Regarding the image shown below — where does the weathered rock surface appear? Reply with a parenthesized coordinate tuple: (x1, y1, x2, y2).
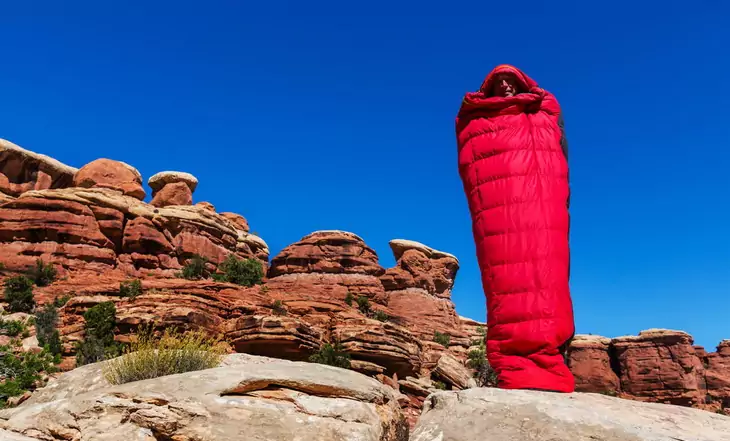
(269, 230, 383, 277)
(613, 329, 707, 406)
(0, 139, 77, 198)
(150, 181, 193, 207)
(568, 334, 620, 394)
(705, 340, 730, 411)
(148, 171, 198, 193)
(0, 353, 409, 441)
(73, 158, 146, 200)
(411, 388, 730, 441)
(0, 187, 268, 275)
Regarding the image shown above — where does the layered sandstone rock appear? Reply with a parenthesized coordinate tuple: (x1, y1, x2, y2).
(705, 340, 730, 411)
(567, 334, 620, 394)
(0, 354, 409, 441)
(73, 158, 146, 200)
(381, 239, 466, 348)
(612, 329, 706, 406)
(0, 139, 77, 198)
(0, 187, 268, 276)
(148, 171, 198, 208)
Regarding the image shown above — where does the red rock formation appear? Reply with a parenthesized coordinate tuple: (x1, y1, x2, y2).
(0, 139, 77, 198)
(567, 335, 620, 394)
(612, 329, 707, 407)
(148, 171, 198, 208)
(381, 239, 468, 349)
(73, 158, 146, 200)
(705, 340, 730, 411)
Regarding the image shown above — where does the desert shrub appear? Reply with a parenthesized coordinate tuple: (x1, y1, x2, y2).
(53, 294, 72, 308)
(214, 255, 264, 286)
(259, 285, 270, 294)
(309, 340, 351, 369)
(0, 320, 25, 337)
(181, 255, 208, 280)
(434, 331, 451, 348)
(75, 302, 121, 366)
(432, 380, 447, 390)
(120, 279, 142, 299)
(102, 325, 225, 385)
(467, 326, 498, 387)
(0, 347, 58, 408)
(35, 304, 63, 356)
(3, 276, 35, 313)
(28, 259, 57, 287)
(344, 291, 354, 306)
(356, 296, 371, 315)
(372, 310, 389, 322)
(271, 300, 287, 316)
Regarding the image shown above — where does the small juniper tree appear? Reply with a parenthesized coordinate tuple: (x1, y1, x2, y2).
(3, 276, 35, 313)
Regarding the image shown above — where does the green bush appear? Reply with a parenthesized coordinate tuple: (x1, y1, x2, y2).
(53, 294, 72, 308)
(309, 340, 351, 369)
(271, 300, 287, 316)
(0, 320, 26, 337)
(432, 380, 447, 390)
(466, 326, 498, 387)
(35, 304, 63, 356)
(214, 255, 264, 286)
(373, 310, 389, 322)
(0, 347, 58, 408)
(28, 259, 57, 287)
(344, 292, 354, 306)
(75, 302, 121, 366)
(356, 296, 371, 315)
(102, 325, 225, 385)
(181, 255, 209, 280)
(434, 331, 451, 348)
(120, 279, 142, 299)
(3, 276, 35, 313)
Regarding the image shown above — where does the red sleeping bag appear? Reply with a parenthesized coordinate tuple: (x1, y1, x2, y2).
(455, 64, 575, 392)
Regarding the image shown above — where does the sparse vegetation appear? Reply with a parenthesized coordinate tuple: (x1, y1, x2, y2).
(213, 255, 264, 286)
(34, 304, 63, 356)
(3, 276, 35, 313)
(309, 340, 351, 369)
(28, 259, 57, 287)
(53, 294, 72, 308)
(356, 295, 371, 315)
(181, 255, 209, 280)
(120, 279, 142, 300)
(466, 326, 498, 387)
(373, 310, 389, 322)
(271, 300, 287, 316)
(434, 331, 451, 348)
(0, 347, 58, 408)
(75, 302, 121, 366)
(344, 291, 354, 306)
(102, 325, 225, 385)
(0, 320, 26, 338)
(432, 380, 447, 390)
(259, 285, 269, 294)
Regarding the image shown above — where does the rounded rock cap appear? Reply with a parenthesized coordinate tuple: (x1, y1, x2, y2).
(148, 171, 198, 193)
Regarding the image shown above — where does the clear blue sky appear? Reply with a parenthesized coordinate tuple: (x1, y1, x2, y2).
(1, 2, 728, 350)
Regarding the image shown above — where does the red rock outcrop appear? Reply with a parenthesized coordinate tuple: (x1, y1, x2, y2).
(73, 158, 146, 200)
(704, 340, 730, 411)
(0, 187, 268, 277)
(567, 334, 620, 394)
(381, 239, 468, 350)
(149, 171, 198, 208)
(0, 139, 77, 198)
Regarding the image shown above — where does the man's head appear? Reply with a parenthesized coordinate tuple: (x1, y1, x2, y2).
(491, 72, 519, 97)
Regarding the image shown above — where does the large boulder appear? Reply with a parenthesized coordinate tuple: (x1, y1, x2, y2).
(73, 158, 146, 200)
(0, 353, 409, 441)
(568, 334, 620, 394)
(148, 171, 198, 208)
(410, 388, 730, 441)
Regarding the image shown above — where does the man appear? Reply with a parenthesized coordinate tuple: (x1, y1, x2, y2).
(455, 64, 575, 393)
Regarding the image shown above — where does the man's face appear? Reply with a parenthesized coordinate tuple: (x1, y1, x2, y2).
(492, 73, 518, 97)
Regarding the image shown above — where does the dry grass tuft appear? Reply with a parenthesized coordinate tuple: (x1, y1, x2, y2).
(102, 325, 226, 385)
